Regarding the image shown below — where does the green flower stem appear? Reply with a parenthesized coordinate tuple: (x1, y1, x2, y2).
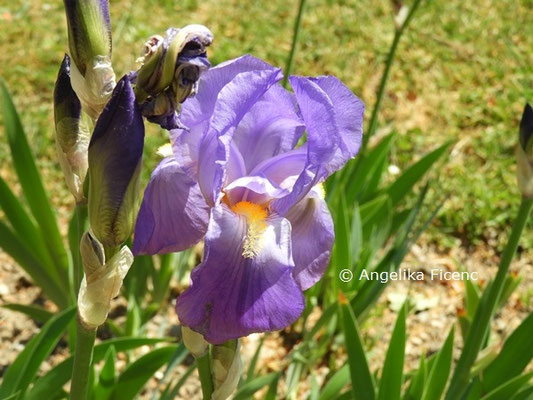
(196, 352, 214, 399)
(74, 203, 86, 295)
(282, 0, 306, 88)
(361, 0, 423, 152)
(70, 315, 96, 400)
(445, 196, 533, 399)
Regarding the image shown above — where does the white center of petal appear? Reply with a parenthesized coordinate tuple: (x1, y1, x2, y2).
(230, 201, 268, 258)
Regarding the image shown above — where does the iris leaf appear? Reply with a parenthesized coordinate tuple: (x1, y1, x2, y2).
(481, 372, 533, 400)
(112, 345, 177, 400)
(1, 79, 69, 291)
(0, 307, 75, 399)
(0, 220, 68, 308)
(1, 303, 53, 324)
(318, 364, 350, 400)
(26, 337, 172, 399)
(421, 327, 454, 400)
(482, 312, 533, 392)
(377, 304, 406, 400)
(233, 373, 280, 400)
(385, 141, 451, 206)
(339, 297, 376, 400)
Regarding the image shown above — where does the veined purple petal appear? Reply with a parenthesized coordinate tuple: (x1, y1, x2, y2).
(88, 76, 144, 247)
(286, 187, 334, 290)
(250, 148, 307, 186)
(176, 204, 304, 344)
(132, 157, 209, 255)
(179, 55, 282, 129)
(224, 175, 288, 206)
(170, 55, 283, 194)
(273, 76, 364, 215)
(233, 84, 304, 173)
(196, 66, 283, 205)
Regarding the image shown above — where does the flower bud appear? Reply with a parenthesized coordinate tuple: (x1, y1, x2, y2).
(64, 0, 116, 119)
(135, 25, 213, 130)
(211, 340, 242, 400)
(516, 103, 533, 198)
(88, 76, 145, 249)
(54, 54, 90, 202)
(182, 326, 209, 357)
(78, 232, 133, 328)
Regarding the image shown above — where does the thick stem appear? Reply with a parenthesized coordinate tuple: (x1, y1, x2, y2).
(74, 203, 85, 294)
(282, 0, 306, 88)
(445, 197, 533, 399)
(70, 315, 96, 400)
(196, 352, 214, 399)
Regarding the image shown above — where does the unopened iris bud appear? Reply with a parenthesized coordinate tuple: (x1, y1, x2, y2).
(78, 232, 133, 328)
(516, 103, 533, 198)
(54, 54, 90, 202)
(64, 0, 116, 119)
(135, 25, 213, 130)
(88, 76, 145, 249)
(182, 326, 209, 357)
(211, 340, 242, 400)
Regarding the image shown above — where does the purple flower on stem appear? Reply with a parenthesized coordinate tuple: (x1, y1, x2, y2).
(133, 55, 364, 344)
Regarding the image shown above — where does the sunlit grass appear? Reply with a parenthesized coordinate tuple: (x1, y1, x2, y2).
(0, 0, 531, 248)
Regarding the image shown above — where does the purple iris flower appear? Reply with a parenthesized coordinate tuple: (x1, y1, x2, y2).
(133, 55, 364, 344)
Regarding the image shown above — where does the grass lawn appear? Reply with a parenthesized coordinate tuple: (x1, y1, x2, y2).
(0, 0, 531, 250)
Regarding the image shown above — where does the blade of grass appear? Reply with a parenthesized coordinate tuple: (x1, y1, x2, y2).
(362, 0, 424, 150)
(282, 0, 306, 87)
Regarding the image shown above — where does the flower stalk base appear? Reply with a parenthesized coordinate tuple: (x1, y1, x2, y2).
(70, 314, 96, 400)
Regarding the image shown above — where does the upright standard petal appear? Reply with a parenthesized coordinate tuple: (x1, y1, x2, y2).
(286, 186, 334, 290)
(133, 157, 210, 255)
(170, 55, 283, 178)
(273, 76, 364, 215)
(176, 205, 304, 344)
(232, 84, 304, 173)
(196, 67, 283, 205)
(88, 76, 145, 248)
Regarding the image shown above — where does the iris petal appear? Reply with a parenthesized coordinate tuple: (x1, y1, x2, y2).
(233, 84, 304, 173)
(197, 67, 283, 205)
(273, 76, 364, 215)
(132, 157, 210, 255)
(286, 187, 334, 290)
(176, 204, 304, 344)
(169, 55, 283, 205)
